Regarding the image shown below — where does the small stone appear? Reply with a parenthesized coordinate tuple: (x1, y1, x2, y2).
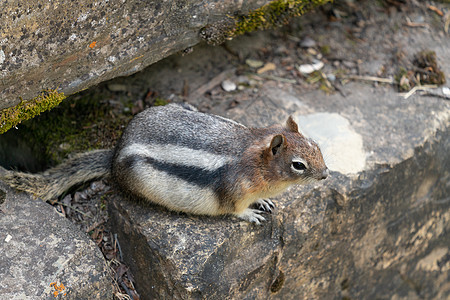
(443, 87, 450, 96)
(297, 61, 324, 75)
(342, 60, 356, 69)
(307, 48, 318, 56)
(245, 59, 264, 68)
(274, 45, 288, 55)
(299, 36, 316, 48)
(236, 76, 250, 84)
(327, 74, 336, 82)
(248, 79, 258, 86)
(221, 80, 236, 92)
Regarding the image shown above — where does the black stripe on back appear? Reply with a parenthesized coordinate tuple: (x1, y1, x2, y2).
(121, 154, 237, 211)
(123, 155, 226, 188)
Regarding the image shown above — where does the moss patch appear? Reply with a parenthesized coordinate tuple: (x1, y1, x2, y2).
(0, 89, 66, 134)
(26, 96, 130, 166)
(0, 88, 133, 172)
(153, 97, 169, 106)
(200, 0, 332, 45)
(230, 0, 333, 37)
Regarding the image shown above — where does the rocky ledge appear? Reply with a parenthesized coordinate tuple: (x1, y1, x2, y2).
(0, 0, 330, 134)
(109, 81, 449, 299)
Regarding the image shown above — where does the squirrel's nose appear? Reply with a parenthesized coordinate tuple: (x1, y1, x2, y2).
(319, 168, 329, 180)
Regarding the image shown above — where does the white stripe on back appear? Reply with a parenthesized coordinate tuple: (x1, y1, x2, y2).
(117, 143, 233, 171)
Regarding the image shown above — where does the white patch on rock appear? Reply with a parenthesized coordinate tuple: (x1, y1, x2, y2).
(69, 33, 77, 41)
(0, 50, 5, 65)
(5, 234, 12, 243)
(294, 112, 366, 175)
(77, 12, 89, 22)
(68, 78, 83, 89)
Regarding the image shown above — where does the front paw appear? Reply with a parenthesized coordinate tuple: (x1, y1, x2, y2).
(235, 208, 266, 225)
(254, 199, 275, 213)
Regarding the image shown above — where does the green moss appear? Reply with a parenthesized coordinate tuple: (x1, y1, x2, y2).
(320, 45, 331, 55)
(1, 91, 132, 170)
(306, 71, 323, 84)
(153, 97, 169, 106)
(0, 89, 66, 134)
(202, 0, 331, 44)
(30, 95, 130, 165)
(230, 0, 333, 37)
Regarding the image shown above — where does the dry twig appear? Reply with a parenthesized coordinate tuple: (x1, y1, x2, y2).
(189, 69, 235, 100)
(250, 73, 297, 84)
(340, 75, 395, 84)
(399, 85, 438, 99)
(405, 17, 430, 28)
(427, 5, 444, 17)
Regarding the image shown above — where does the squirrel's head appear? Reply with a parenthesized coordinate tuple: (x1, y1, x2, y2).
(262, 116, 329, 185)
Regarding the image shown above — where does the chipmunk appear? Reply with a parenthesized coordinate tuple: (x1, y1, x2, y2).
(1, 104, 328, 224)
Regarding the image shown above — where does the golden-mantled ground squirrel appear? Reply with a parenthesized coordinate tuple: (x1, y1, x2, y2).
(1, 104, 328, 224)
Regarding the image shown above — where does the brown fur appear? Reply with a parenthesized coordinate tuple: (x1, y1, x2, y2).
(228, 118, 328, 215)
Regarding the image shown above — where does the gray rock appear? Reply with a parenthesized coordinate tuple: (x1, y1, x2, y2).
(108, 80, 449, 298)
(0, 182, 112, 299)
(0, 0, 273, 110)
(109, 198, 282, 299)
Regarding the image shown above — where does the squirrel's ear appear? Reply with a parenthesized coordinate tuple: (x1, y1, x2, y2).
(286, 116, 299, 133)
(269, 134, 286, 155)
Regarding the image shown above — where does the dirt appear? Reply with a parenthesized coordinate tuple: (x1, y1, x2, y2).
(1, 0, 449, 298)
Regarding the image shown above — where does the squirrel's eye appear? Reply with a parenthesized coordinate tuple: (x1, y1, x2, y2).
(292, 161, 307, 171)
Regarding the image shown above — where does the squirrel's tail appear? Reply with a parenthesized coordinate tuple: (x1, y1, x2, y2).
(1, 149, 113, 201)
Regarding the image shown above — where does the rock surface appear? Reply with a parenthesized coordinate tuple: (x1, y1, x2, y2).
(0, 180, 112, 299)
(1, 1, 449, 299)
(0, 0, 273, 110)
(109, 82, 449, 299)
